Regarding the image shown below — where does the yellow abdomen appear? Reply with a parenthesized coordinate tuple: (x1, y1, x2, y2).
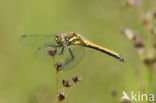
(83, 39, 124, 62)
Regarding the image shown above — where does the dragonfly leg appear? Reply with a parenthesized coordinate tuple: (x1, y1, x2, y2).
(68, 47, 75, 60)
(63, 47, 75, 67)
(56, 46, 65, 55)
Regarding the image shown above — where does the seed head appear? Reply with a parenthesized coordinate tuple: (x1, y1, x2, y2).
(58, 92, 65, 101)
(48, 49, 57, 57)
(143, 56, 154, 65)
(62, 80, 72, 87)
(134, 39, 144, 48)
(72, 76, 82, 84)
(56, 63, 64, 71)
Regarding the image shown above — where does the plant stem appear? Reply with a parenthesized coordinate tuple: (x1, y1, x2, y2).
(66, 84, 75, 98)
(147, 67, 152, 91)
(56, 70, 59, 103)
(52, 57, 60, 103)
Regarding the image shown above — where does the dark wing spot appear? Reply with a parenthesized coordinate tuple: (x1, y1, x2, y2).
(37, 47, 41, 50)
(21, 34, 27, 38)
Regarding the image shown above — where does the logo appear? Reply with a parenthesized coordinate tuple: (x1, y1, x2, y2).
(121, 91, 155, 102)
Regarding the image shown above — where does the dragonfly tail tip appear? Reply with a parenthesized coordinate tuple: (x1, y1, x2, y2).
(119, 56, 125, 62)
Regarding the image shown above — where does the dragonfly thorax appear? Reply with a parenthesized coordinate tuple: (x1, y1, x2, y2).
(65, 33, 84, 46)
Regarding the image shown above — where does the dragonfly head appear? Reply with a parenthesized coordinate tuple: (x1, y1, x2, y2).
(55, 33, 65, 44)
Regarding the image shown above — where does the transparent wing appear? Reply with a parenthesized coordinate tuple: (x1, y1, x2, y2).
(24, 44, 85, 70)
(19, 34, 57, 47)
(34, 46, 55, 63)
(19, 34, 85, 70)
(33, 45, 64, 63)
(60, 45, 85, 71)
(19, 34, 59, 63)
(32, 45, 85, 70)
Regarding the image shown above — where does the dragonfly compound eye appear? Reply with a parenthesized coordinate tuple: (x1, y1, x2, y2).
(55, 34, 65, 44)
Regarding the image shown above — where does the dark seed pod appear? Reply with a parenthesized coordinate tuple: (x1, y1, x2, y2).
(48, 49, 57, 57)
(62, 80, 72, 87)
(72, 76, 82, 84)
(56, 63, 64, 71)
(134, 39, 144, 48)
(143, 56, 155, 65)
(58, 92, 65, 101)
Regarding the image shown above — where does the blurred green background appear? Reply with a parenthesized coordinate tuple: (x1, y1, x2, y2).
(0, 0, 156, 103)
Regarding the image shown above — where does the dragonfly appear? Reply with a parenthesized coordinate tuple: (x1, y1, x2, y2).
(20, 32, 124, 70)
